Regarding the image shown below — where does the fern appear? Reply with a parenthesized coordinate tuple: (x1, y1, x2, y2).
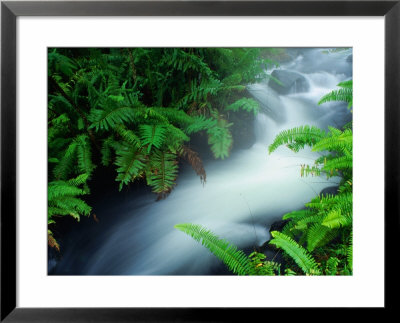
(139, 124, 167, 153)
(114, 146, 146, 191)
(318, 80, 353, 109)
(49, 47, 280, 249)
(225, 97, 260, 115)
(249, 252, 280, 275)
(282, 209, 311, 221)
(347, 232, 353, 271)
(207, 119, 233, 160)
(163, 124, 190, 151)
(312, 128, 352, 153)
(266, 78, 353, 276)
(268, 125, 326, 153)
(323, 155, 352, 173)
(89, 106, 137, 131)
(306, 224, 335, 252)
(53, 140, 77, 180)
(74, 134, 95, 177)
(52, 134, 95, 180)
(101, 136, 115, 166)
(175, 223, 253, 275)
(186, 115, 217, 134)
(153, 107, 194, 127)
(269, 231, 321, 275)
(322, 209, 352, 229)
(325, 257, 340, 275)
(48, 50, 77, 77)
(48, 175, 91, 223)
(180, 146, 206, 184)
(146, 150, 178, 197)
(48, 230, 60, 252)
(115, 125, 141, 148)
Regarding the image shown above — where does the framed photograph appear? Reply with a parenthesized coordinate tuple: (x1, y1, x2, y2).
(1, 0, 398, 321)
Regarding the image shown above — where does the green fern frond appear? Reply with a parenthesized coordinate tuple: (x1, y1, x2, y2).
(347, 232, 353, 271)
(177, 78, 222, 108)
(249, 252, 280, 275)
(281, 220, 301, 239)
(325, 257, 340, 275)
(306, 224, 333, 252)
(222, 73, 242, 86)
(284, 268, 297, 276)
(115, 125, 141, 148)
(207, 120, 233, 160)
(312, 128, 352, 153)
(48, 178, 91, 222)
(323, 155, 352, 172)
(164, 124, 190, 151)
(53, 140, 77, 180)
(318, 80, 353, 109)
(306, 194, 340, 210)
(225, 98, 260, 115)
(74, 135, 95, 177)
(139, 124, 167, 153)
(115, 146, 146, 190)
(164, 49, 215, 77)
(175, 223, 252, 275)
(67, 173, 89, 186)
(186, 115, 217, 134)
(50, 197, 91, 221)
(282, 209, 311, 220)
(48, 181, 85, 200)
(269, 231, 321, 275)
(337, 80, 353, 89)
(318, 88, 352, 106)
(322, 209, 352, 229)
(147, 150, 178, 196)
(268, 125, 326, 154)
(153, 107, 194, 127)
(48, 50, 77, 77)
(101, 136, 115, 166)
(89, 106, 136, 131)
(293, 214, 325, 231)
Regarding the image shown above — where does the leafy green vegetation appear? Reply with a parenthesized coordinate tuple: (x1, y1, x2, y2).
(270, 79, 353, 275)
(318, 80, 353, 110)
(175, 223, 281, 275)
(48, 48, 275, 248)
(175, 79, 353, 276)
(48, 48, 353, 276)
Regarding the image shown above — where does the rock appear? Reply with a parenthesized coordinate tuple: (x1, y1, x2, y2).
(258, 218, 290, 253)
(246, 84, 286, 123)
(346, 54, 353, 63)
(229, 107, 256, 150)
(269, 70, 310, 95)
(320, 186, 339, 196)
(269, 219, 290, 233)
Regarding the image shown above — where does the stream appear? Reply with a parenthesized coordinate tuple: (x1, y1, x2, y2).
(49, 48, 352, 275)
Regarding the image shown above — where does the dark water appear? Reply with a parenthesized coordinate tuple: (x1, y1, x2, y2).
(49, 48, 352, 275)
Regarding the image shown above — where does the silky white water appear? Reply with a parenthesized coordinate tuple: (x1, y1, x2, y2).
(51, 48, 352, 275)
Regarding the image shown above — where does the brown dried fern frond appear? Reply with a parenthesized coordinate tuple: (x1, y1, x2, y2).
(48, 232, 60, 252)
(181, 146, 206, 185)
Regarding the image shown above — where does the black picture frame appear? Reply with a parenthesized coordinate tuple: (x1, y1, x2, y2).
(1, 0, 398, 321)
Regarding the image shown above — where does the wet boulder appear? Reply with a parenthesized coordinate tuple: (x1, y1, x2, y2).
(320, 186, 339, 196)
(269, 219, 290, 233)
(269, 70, 310, 95)
(346, 54, 353, 63)
(246, 83, 286, 123)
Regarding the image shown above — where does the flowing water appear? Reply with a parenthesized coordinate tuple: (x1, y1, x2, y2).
(50, 48, 352, 275)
